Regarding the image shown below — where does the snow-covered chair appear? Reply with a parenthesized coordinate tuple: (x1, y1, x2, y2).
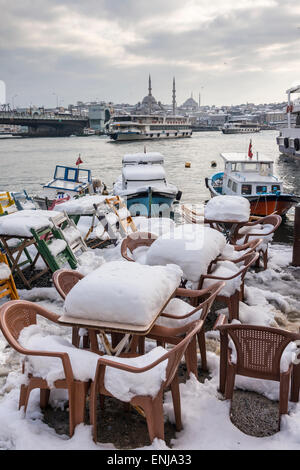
(0, 300, 102, 437)
(89, 319, 205, 444)
(217, 238, 263, 264)
(199, 252, 259, 322)
(145, 281, 224, 376)
(120, 231, 158, 262)
(234, 214, 282, 269)
(52, 269, 87, 348)
(217, 323, 300, 427)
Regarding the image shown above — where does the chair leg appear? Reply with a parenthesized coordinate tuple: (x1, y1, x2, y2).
(291, 364, 300, 403)
(219, 332, 228, 395)
(225, 363, 236, 400)
(89, 382, 98, 442)
(170, 375, 182, 432)
(263, 249, 268, 271)
(133, 391, 165, 442)
(19, 384, 29, 410)
(72, 327, 80, 348)
(279, 371, 291, 417)
(68, 381, 89, 437)
(40, 388, 50, 409)
(185, 335, 198, 379)
(197, 329, 208, 372)
(227, 292, 239, 322)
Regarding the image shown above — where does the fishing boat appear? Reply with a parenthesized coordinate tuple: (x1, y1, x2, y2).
(205, 151, 300, 217)
(113, 152, 182, 217)
(33, 164, 106, 210)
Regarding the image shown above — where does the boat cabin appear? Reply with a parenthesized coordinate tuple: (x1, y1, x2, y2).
(220, 153, 282, 197)
(122, 152, 164, 166)
(122, 165, 167, 191)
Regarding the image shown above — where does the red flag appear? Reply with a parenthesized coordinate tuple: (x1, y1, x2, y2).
(248, 140, 253, 159)
(76, 155, 83, 166)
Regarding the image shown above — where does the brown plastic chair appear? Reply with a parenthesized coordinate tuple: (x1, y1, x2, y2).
(235, 214, 282, 269)
(0, 299, 92, 437)
(90, 319, 205, 444)
(52, 269, 86, 348)
(199, 252, 259, 322)
(217, 323, 300, 426)
(145, 281, 225, 377)
(216, 238, 263, 264)
(120, 231, 158, 262)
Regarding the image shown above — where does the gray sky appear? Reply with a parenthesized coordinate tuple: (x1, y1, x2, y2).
(1, 0, 300, 108)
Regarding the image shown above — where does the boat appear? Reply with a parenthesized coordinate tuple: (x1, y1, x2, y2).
(221, 122, 261, 134)
(276, 85, 300, 160)
(205, 152, 300, 217)
(113, 152, 182, 217)
(107, 114, 192, 141)
(33, 165, 106, 210)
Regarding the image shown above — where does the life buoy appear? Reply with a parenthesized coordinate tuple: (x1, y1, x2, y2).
(294, 138, 300, 151)
(284, 137, 289, 149)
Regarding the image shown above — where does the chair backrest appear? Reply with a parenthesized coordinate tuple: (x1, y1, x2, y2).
(218, 323, 299, 381)
(120, 232, 158, 261)
(233, 238, 263, 254)
(0, 300, 60, 353)
(52, 269, 84, 300)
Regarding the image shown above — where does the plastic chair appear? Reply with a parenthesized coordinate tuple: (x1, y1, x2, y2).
(90, 319, 205, 444)
(52, 269, 89, 349)
(145, 281, 224, 376)
(0, 300, 93, 437)
(235, 214, 282, 269)
(120, 231, 158, 262)
(217, 238, 263, 264)
(199, 252, 259, 322)
(217, 323, 300, 427)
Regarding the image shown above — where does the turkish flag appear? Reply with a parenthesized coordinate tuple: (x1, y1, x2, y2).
(76, 155, 83, 165)
(248, 140, 253, 159)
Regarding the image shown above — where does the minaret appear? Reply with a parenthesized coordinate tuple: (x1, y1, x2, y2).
(148, 74, 152, 96)
(172, 77, 176, 115)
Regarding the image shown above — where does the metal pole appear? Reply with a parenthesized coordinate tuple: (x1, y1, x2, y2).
(292, 204, 300, 266)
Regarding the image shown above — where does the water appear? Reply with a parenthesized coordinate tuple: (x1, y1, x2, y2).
(0, 130, 298, 244)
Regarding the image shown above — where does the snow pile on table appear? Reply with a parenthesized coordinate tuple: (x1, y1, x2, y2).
(146, 224, 226, 282)
(103, 346, 168, 402)
(53, 195, 107, 215)
(0, 263, 11, 280)
(64, 261, 182, 326)
(75, 250, 105, 276)
(0, 210, 61, 237)
(205, 196, 250, 222)
(19, 324, 100, 387)
(132, 216, 175, 237)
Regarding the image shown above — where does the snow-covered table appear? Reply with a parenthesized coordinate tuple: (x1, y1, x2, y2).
(58, 261, 182, 355)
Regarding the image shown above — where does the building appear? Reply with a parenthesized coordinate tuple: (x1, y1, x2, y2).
(88, 103, 110, 131)
(133, 75, 165, 115)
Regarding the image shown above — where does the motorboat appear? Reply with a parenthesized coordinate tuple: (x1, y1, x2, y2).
(205, 152, 300, 217)
(276, 85, 300, 160)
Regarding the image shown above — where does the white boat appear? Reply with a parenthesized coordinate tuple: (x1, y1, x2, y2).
(222, 122, 261, 134)
(205, 152, 300, 217)
(113, 152, 181, 217)
(276, 85, 300, 160)
(107, 114, 192, 141)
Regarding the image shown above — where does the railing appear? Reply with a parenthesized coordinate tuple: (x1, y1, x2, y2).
(0, 112, 88, 121)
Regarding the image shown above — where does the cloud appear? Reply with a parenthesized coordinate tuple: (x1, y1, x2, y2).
(0, 0, 299, 106)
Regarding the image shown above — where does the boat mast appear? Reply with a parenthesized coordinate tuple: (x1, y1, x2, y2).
(172, 77, 176, 115)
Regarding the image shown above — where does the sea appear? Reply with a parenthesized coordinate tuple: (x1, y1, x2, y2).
(0, 129, 299, 244)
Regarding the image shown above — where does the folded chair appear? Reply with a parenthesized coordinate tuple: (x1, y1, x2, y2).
(90, 319, 205, 444)
(217, 323, 300, 427)
(145, 281, 224, 376)
(0, 300, 101, 437)
(199, 252, 259, 322)
(0, 252, 19, 301)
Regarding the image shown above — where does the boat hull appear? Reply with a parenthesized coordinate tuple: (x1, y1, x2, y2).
(109, 132, 192, 142)
(222, 129, 260, 134)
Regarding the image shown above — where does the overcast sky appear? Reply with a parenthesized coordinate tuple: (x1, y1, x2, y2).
(0, 0, 300, 108)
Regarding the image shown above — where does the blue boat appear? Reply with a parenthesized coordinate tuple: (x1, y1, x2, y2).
(113, 152, 182, 217)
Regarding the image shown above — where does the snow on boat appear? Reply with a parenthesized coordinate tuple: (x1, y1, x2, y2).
(113, 152, 182, 217)
(205, 152, 300, 217)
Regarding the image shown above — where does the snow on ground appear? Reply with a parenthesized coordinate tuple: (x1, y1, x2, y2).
(0, 234, 300, 449)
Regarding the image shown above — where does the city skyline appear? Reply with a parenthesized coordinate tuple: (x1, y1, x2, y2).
(0, 0, 300, 108)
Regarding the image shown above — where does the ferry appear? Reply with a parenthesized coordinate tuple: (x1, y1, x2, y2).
(276, 85, 300, 160)
(205, 152, 300, 217)
(107, 115, 192, 141)
(33, 165, 106, 210)
(222, 122, 261, 134)
(113, 152, 182, 217)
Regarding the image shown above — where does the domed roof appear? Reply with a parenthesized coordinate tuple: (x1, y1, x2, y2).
(181, 95, 198, 109)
